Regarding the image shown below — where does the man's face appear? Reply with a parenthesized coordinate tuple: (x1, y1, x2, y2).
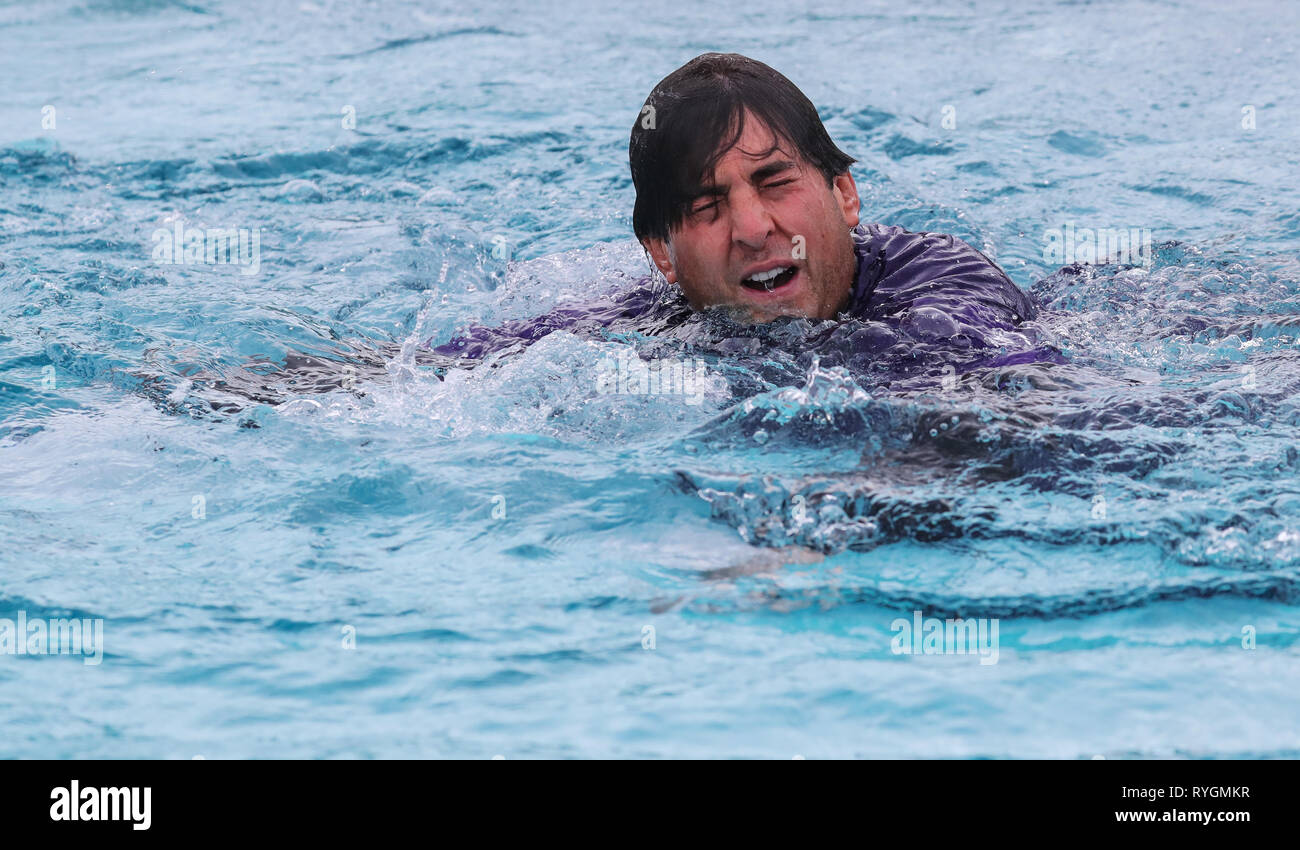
(642, 111, 861, 323)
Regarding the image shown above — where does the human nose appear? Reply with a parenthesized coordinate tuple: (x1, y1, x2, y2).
(728, 187, 773, 251)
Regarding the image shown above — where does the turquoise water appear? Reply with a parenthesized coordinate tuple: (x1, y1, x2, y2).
(2, 0, 1299, 758)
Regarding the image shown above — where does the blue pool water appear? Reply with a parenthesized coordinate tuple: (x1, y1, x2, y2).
(2, 0, 1299, 758)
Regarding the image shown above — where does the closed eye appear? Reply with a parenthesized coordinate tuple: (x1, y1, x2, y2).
(690, 178, 793, 216)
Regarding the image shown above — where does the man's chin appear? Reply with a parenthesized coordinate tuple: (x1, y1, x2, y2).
(748, 305, 812, 323)
(686, 280, 838, 324)
(713, 301, 819, 324)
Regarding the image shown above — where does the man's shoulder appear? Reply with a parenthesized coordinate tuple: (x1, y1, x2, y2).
(850, 221, 1037, 329)
(854, 222, 1004, 277)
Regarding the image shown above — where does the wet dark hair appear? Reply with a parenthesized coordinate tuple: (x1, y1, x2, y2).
(629, 52, 856, 246)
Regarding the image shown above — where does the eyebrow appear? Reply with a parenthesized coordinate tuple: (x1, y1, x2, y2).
(693, 158, 798, 199)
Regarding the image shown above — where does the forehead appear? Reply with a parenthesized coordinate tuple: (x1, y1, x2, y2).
(705, 111, 801, 177)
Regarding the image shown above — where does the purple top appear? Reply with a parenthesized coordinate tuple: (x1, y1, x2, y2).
(849, 222, 1035, 338)
(426, 223, 1057, 369)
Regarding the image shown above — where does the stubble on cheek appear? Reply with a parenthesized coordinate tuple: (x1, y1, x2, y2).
(805, 229, 855, 319)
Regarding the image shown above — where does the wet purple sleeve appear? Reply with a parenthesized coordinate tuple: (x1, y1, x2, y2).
(426, 306, 596, 359)
(424, 285, 673, 360)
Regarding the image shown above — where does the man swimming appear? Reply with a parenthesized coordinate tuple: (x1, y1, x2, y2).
(205, 52, 1050, 414)
(187, 52, 1064, 430)
(429, 52, 1043, 364)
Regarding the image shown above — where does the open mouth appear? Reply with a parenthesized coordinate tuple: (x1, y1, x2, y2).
(740, 266, 799, 293)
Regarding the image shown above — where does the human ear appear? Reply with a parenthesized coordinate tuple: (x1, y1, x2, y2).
(831, 172, 861, 229)
(642, 237, 678, 284)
